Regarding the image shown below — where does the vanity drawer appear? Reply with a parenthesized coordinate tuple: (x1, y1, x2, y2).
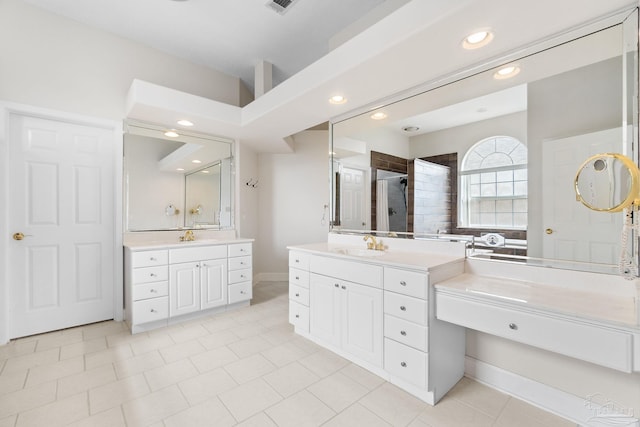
(289, 251, 310, 270)
(132, 281, 169, 301)
(289, 268, 310, 288)
(228, 255, 252, 271)
(289, 283, 310, 306)
(229, 268, 252, 285)
(170, 245, 227, 263)
(384, 314, 428, 352)
(132, 266, 168, 284)
(384, 268, 428, 300)
(310, 256, 382, 288)
(131, 250, 168, 268)
(384, 338, 427, 389)
(133, 296, 169, 324)
(228, 243, 252, 257)
(436, 293, 633, 373)
(289, 301, 309, 333)
(384, 292, 428, 325)
(228, 281, 252, 304)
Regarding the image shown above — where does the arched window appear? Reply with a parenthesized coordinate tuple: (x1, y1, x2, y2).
(460, 136, 527, 229)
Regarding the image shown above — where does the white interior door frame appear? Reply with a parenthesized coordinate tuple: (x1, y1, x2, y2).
(0, 102, 123, 345)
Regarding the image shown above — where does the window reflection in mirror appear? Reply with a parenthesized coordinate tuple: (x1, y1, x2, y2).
(330, 10, 639, 273)
(124, 121, 234, 231)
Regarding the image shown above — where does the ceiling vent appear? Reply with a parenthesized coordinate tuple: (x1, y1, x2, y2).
(265, 0, 300, 15)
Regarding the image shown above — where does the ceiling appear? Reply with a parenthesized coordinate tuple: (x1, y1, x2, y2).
(20, 0, 396, 92)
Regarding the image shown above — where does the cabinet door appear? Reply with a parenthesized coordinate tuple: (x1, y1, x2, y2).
(309, 274, 340, 346)
(342, 281, 383, 366)
(201, 259, 227, 310)
(169, 262, 200, 317)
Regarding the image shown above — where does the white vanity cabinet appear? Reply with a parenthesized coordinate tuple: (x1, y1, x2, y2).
(124, 240, 253, 334)
(288, 251, 311, 332)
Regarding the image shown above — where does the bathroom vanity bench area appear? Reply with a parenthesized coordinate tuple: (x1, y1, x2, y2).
(124, 237, 253, 334)
(288, 234, 468, 405)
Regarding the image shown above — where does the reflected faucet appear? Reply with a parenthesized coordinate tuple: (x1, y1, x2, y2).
(180, 230, 195, 242)
(363, 234, 377, 250)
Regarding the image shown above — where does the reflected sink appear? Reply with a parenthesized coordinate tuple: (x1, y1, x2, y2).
(333, 248, 386, 257)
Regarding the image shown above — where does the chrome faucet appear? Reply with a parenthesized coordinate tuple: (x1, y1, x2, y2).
(363, 234, 377, 250)
(180, 230, 195, 242)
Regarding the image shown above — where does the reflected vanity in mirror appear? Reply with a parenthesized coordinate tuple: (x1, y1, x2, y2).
(124, 121, 234, 231)
(330, 9, 639, 274)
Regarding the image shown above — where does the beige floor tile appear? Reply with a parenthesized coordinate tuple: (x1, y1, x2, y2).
(0, 370, 26, 395)
(414, 395, 495, 427)
(360, 383, 428, 427)
(59, 337, 107, 360)
(84, 345, 133, 370)
(190, 345, 239, 373)
(265, 390, 335, 427)
(57, 364, 117, 399)
(122, 384, 189, 426)
(144, 358, 199, 391)
(263, 361, 320, 397)
(167, 323, 209, 343)
(261, 340, 311, 367)
(113, 350, 165, 379)
(322, 403, 392, 427)
(299, 349, 350, 378)
(0, 415, 16, 427)
(25, 356, 84, 387)
(307, 371, 369, 412)
(0, 341, 36, 361)
(15, 391, 88, 427)
(236, 412, 278, 427)
(34, 329, 83, 352)
(105, 330, 147, 348)
(446, 377, 510, 418)
(178, 367, 238, 406)
(0, 380, 57, 419)
(129, 333, 174, 356)
(339, 363, 386, 391)
(201, 316, 241, 334)
(197, 329, 240, 350)
(81, 321, 128, 341)
(1, 348, 59, 376)
(227, 335, 273, 358)
(66, 407, 126, 427)
(88, 373, 150, 414)
(224, 353, 276, 384)
(231, 322, 268, 339)
(494, 397, 575, 427)
(159, 339, 206, 364)
(218, 378, 282, 422)
(261, 324, 296, 346)
(163, 397, 236, 427)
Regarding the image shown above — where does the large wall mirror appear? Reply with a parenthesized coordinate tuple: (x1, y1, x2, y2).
(124, 121, 234, 231)
(330, 9, 639, 273)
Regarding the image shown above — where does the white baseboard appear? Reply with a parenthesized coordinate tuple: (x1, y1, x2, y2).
(254, 272, 288, 283)
(465, 357, 639, 427)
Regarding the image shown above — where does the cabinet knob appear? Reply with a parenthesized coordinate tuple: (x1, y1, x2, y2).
(295, 293, 300, 297)
(334, 283, 339, 288)
(400, 331, 406, 336)
(400, 306, 406, 311)
(400, 281, 407, 286)
(150, 309, 157, 313)
(150, 257, 156, 261)
(295, 314, 300, 318)
(240, 290, 245, 294)
(295, 259, 300, 263)
(341, 285, 346, 290)
(241, 262, 245, 265)
(240, 275, 245, 278)
(150, 289, 157, 293)
(509, 323, 518, 330)
(295, 276, 299, 280)
(400, 362, 407, 367)
(150, 273, 156, 277)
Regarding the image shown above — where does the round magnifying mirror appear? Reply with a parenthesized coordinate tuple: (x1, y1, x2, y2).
(574, 153, 640, 212)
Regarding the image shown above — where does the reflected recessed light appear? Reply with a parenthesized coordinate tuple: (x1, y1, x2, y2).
(164, 130, 179, 138)
(201, 170, 210, 174)
(177, 119, 194, 126)
(176, 168, 185, 171)
(494, 64, 520, 79)
(402, 126, 420, 132)
(371, 112, 387, 120)
(462, 30, 494, 49)
(329, 95, 347, 105)
(192, 159, 202, 164)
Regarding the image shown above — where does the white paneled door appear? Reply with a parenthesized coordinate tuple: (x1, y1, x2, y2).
(8, 113, 115, 338)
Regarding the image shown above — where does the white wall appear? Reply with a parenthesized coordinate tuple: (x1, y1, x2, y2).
(256, 131, 330, 279)
(0, 0, 249, 120)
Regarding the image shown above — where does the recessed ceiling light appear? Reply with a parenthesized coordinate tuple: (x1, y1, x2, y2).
(164, 130, 179, 138)
(402, 126, 420, 132)
(329, 95, 347, 105)
(192, 159, 202, 164)
(176, 168, 185, 171)
(201, 170, 210, 174)
(462, 30, 494, 49)
(177, 120, 194, 126)
(371, 112, 387, 120)
(494, 64, 520, 79)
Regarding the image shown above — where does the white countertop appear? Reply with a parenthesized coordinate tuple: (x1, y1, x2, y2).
(125, 238, 254, 251)
(288, 242, 465, 272)
(435, 273, 639, 328)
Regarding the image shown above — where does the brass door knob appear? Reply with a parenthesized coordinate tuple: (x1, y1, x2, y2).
(13, 232, 25, 240)
(545, 228, 553, 235)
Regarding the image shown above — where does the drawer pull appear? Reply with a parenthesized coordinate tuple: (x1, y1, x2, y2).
(240, 290, 246, 294)
(334, 283, 339, 288)
(241, 262, 246, 265)
(295, 314, 300, 318)
(400, 306, 406, 311)
(150, 273, 156, 277)
(509, 323, 518, 330)
(400, 330, 407, 336)
(150, 309, 157, 313)
(400, 362, 407, 367)
(295, 293, 300, 297)
(295, 259, 300, 263)
(240, 248, 245, 252)
(341, 285, 346, 290)
(295, 276, 299, 280)
(150, 257, 156, 261)
(150, 289, 157, 293)
(400, 281, 407, 286)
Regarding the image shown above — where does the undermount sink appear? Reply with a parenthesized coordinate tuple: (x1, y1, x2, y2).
(333, 248, 386, 257)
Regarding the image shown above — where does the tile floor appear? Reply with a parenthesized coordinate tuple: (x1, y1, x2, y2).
(0, 281, 575, 427)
